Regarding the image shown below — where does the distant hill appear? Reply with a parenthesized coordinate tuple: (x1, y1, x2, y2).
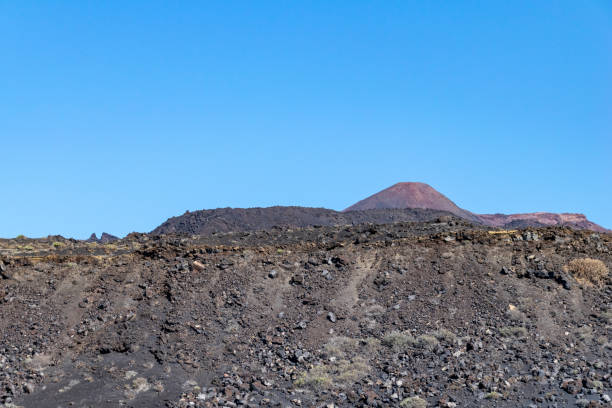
(151, 206, 457, 235)
(477, 212, 608, 233)
(150, 182, 607, 235)
(344, 182, 482, 223)
(344, 182, 608, 233)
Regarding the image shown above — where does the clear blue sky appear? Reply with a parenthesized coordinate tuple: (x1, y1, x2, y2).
(1, 1, 611, 238)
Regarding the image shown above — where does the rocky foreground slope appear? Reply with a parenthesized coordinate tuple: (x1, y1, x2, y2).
(0, 220, 611, 407)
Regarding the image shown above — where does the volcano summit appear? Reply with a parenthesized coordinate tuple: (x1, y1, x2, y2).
(344, 182, 481, 223)
(344, 182, 608, 233)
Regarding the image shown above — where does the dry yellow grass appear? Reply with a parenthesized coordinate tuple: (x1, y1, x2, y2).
(487, 230, 517, 235)
(564, 258, 608, 287)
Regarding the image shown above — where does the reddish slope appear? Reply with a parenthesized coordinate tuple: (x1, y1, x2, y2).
(477, 212, 609, 233)
(344, 182, 608, 232)
(344, 182, 482, 223)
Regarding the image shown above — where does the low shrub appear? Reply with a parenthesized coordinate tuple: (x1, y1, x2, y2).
(294, 357, 369, 389)
(382, 331, 416, 350)
(382, 331, 441, 351)
(415, 334, 439, 350)
(324, 336, 359, 358)
(296, 336, 378, 390)
(431, 328, 457, 343)
(294, 366, 332, 388)
(564, 258, 608, 286)
(400, 396, 428, 407)
(485, 391, 503, 400)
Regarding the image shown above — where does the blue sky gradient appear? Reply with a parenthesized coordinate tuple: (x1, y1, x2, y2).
(1, 1, 611, 238)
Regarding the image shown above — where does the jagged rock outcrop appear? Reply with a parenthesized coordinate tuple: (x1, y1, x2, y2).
(86, 232, 119, 244)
